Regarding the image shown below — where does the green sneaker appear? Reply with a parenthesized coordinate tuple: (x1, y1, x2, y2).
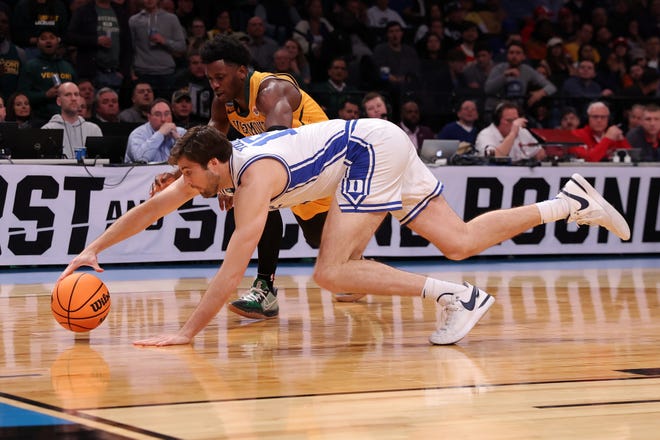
(228, 279, 279, 319)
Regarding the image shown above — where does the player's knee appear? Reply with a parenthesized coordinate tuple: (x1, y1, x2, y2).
(441, 245, 473, 261)
(312, 264, 339, 291)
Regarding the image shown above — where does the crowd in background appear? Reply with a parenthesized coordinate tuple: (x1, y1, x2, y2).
(0, 0, 658, 162)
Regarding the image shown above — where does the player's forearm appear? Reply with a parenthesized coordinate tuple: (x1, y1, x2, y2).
(178, 232, 259, 339)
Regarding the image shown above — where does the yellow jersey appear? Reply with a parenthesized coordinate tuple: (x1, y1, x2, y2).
(226, 71, 330, 220)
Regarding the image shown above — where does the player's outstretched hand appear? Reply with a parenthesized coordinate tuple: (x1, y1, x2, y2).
(149, 170, 180, 197)
(133, 334, 192, 346)
(58, 251, 103, 282)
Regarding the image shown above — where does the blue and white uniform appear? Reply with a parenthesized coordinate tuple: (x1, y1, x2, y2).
(230, 119, 444, 225)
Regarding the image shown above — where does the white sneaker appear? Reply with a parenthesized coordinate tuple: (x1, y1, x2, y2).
(429, 283, 494, 345)
(557, 173, 631, 240)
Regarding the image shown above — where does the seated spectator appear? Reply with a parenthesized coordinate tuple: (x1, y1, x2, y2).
(624, 103, 645, 135)
(0, 5, 26, 102)
(119, 82, 154, 123)
(562, 59, 612, 99)
(5, 92, 39, 128)
(337, 96, 360, 120)
(174, 50, 212, 122)
(475, 101, 546, 161)
(171, 88, 203, 129)
(622, 67, 660, 97)
(272, 48, 305, 86)
(245, 16, 278, 72)
(309, 57, 355, 118)
(125, 98, 185, 163)
(16, 29, 77, 121)
(568, 101, 631, 162)
(562, 59, 613, 116)
(626, 103, 660, 161)
(78, 79, 95, 115)
(283, 38, 311, 87)
(557, 106, 581, 130)
(41, 82, 102, 159)
(437, 98, 479, 144)
(91, 87, 120, 123)
(292, 0, 334, 81)
(187, 17, 209, 53)
(398, 98, 435, 154)
(361, 91, 390, 119)
(207, 10, 233, 40)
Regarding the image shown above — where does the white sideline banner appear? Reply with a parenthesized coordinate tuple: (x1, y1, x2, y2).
(0, 164, 658, 266)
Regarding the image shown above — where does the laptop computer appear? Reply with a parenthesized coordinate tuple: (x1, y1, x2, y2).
(96, 122, 141, 138)
(85, 136, 128, 164)
(0, 122, 19, 155)
(420, 139, 461, 163)
(8, 128, 64, 159)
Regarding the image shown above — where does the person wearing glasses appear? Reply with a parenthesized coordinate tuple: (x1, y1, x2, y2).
(124, 98, 186, 163)
(568, 101, 631, 162)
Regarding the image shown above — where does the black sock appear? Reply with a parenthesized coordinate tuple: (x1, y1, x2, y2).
(256, 273, 274, 292)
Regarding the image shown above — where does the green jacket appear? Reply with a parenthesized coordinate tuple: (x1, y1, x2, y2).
(17, 53, 77, 121)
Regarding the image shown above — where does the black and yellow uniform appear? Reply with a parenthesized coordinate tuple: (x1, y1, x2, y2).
(226, 71, 330, 223)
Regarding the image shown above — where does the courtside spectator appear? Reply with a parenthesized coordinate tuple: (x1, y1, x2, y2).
(42, 82, 102, 159)
(626, 104, 660, 161)
(475, 101, 546, 161)
(337, 96, 360, 120)
(557, 106, 580, 130)
(569, 101, 631, 162)
(437, 98, 479, 144)
(5, 92, 39, 128)
(362, 91, 389, 119)
(125, 98, 185, 163)
(398, 98, 435, 154)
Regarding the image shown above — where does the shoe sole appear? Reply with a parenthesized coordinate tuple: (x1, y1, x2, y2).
(429, 294, 495, 345)
(227, 304, 279, 320)
(570, 173, 631, 240)
(335, 293, 366, 302)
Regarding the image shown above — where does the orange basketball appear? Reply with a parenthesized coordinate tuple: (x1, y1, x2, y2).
(51, 273, 111, 332)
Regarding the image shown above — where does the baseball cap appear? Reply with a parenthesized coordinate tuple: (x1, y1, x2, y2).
(534, 6, 553, 17)
(612, 37, 628, 48)
(547, 37, 563, 48)
(171, 89, 191, 102)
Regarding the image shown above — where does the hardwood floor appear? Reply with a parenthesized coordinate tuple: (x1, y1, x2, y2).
(1, 262, 659, 439)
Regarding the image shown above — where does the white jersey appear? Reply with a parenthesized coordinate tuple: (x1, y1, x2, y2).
(230, 119, 443, 225)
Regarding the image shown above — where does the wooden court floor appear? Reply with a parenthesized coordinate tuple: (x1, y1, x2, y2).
(1, 260, 660, 439)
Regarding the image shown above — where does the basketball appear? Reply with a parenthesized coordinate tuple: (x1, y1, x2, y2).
(51, 273, 111, 332)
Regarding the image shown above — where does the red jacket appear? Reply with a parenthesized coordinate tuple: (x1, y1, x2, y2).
(569, 125, 631, 162)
